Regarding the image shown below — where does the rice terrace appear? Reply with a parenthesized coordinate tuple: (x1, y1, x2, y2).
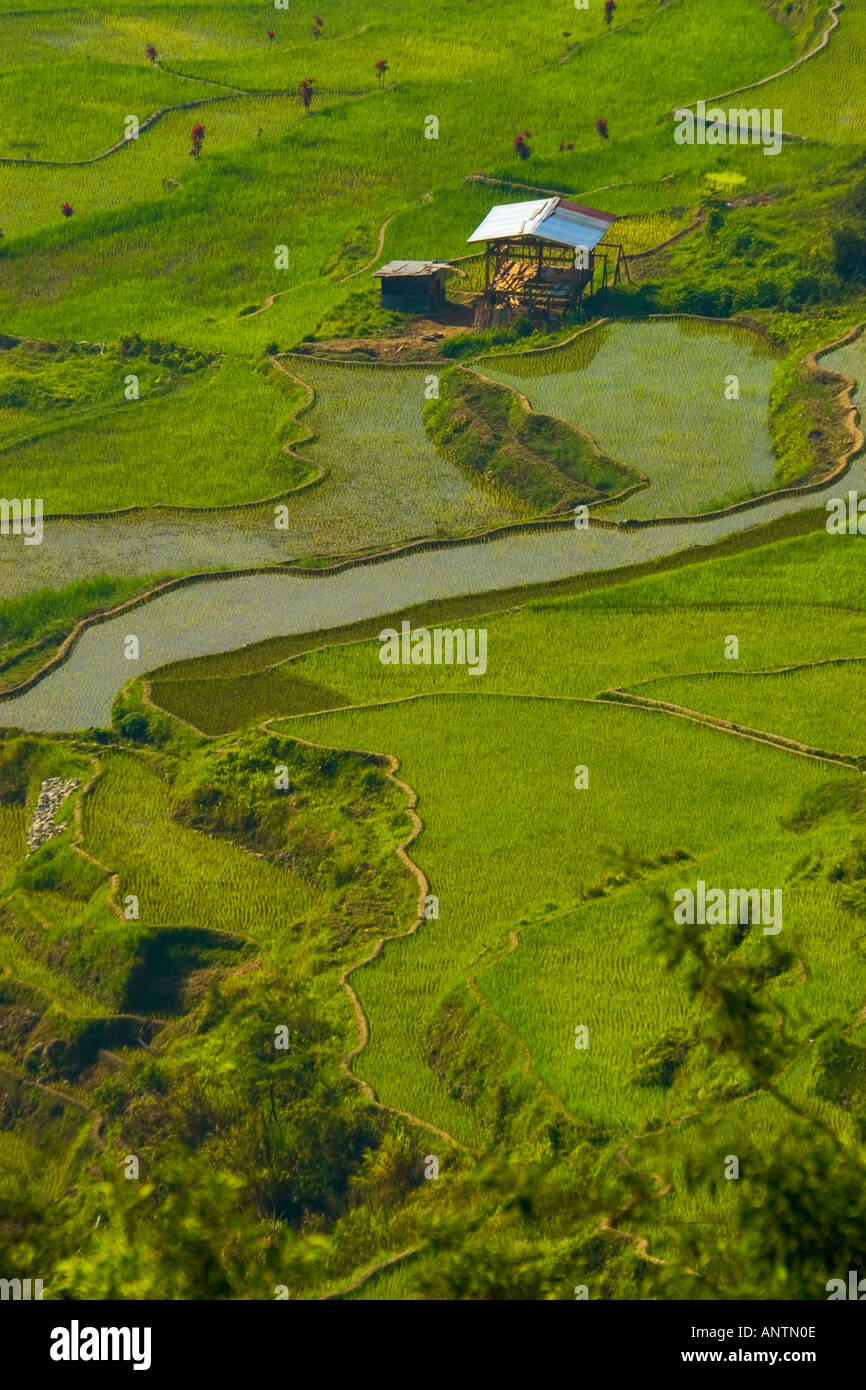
(1, 0, 866, 1342)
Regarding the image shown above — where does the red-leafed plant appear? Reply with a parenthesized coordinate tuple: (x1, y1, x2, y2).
(145, 44, 157, 63)
(61, 202, 74, 217)
(374, 59, 389, 86)
(596, 116, 609, 139)
(604, 1, 617, 25)
(513, 130, 531, 160)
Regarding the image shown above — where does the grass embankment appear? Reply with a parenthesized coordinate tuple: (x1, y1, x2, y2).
(305, 284, 410, 343)
(0, 575, 168, 695)
(271, 357, 518, 545)
(0, 724, 417, 1013)
(0, 336, 211, 444)
(650, 170, 866, 338)
(767, 317, 864, 486)
(423, 365, 639, 514)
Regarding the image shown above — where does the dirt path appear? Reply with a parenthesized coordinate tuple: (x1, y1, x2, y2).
(669, 1, 843, 119)
(318, 1245, 420, 1301)
(228, 212, 398, 322)
(620, 651, 866, 696)
(597, 1110, 697, 1271)
(536, 0, 681, 74)
(154, 62, 246, 94)
(843, 1002, 866, 1034)
(295, 302, 476, 362)
(0, 92, 242, 169)
(267, 355, 329, 486)
(338, 217, 393, 283)
(625, 208, 704, 268)
(239, 291, 289, 319)
(267, 677, 863, 775)
(594, 687, 864, 772)
(240, 202, 417, 321)
(461, 843, 724, 1136)
(0, 73, 386, 169)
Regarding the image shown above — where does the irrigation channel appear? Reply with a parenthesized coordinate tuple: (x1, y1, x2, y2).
(3, 434, 865, 733)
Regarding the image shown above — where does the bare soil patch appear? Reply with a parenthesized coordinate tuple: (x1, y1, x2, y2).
(296, 302, 477, 363)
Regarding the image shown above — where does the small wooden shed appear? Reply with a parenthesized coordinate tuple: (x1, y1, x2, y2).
(372, 260, 453, 312)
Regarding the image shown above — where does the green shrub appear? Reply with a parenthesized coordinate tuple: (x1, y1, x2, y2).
(632, 1031, 689, 1089)
(832, 225, 866, 284)
(0, 736, 38, 805)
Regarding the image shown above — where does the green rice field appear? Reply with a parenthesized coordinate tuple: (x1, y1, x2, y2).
(286, 690, 852, 1141)
(5, 0, 866, 1309)
(739, 1, 866, 144)
(83, 750, 317, 944)
(0, 353, 314, 512)
(620, 660, 866, 756)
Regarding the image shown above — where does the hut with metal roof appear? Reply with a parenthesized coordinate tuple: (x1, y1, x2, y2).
(466, 196, 622, 320)
(372, 259, 454, 312)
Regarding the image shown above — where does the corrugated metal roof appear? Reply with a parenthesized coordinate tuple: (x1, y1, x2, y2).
(467, 197, 616, 250)
(373, 260, 453, 277)
(535, 207, 612, 251)
(466, 198, 559, 242)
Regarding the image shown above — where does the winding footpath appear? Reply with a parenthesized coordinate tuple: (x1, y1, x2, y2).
(668, 1, 843, 118)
